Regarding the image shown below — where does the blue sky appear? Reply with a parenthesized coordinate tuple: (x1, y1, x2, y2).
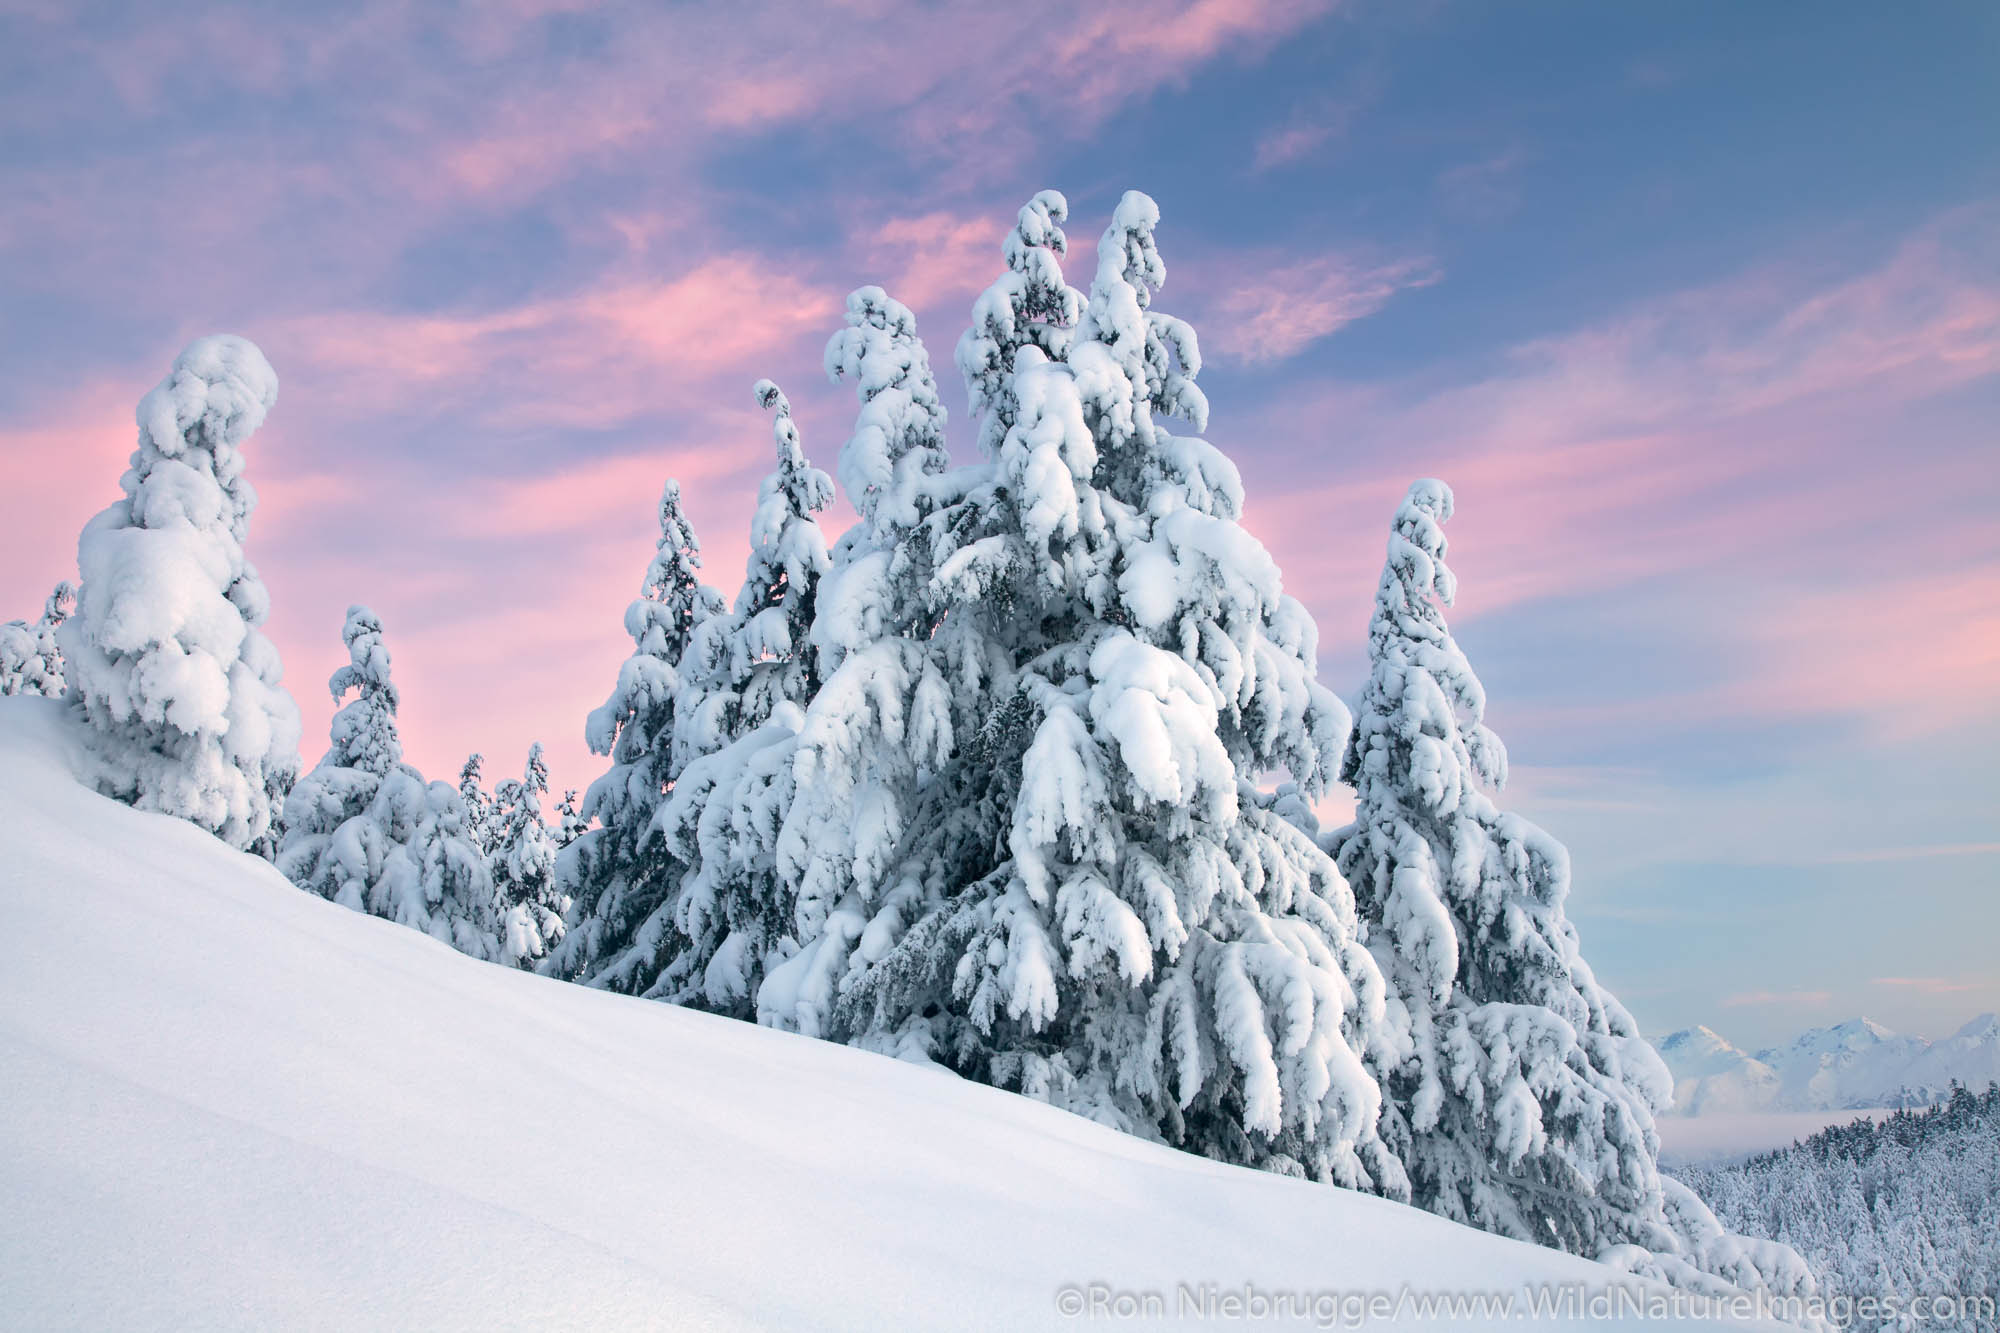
(2, 0, 1994, 1048)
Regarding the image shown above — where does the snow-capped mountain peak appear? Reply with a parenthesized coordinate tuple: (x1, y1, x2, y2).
(1655, 1027, 1779, 1114)
(1952, 1012, 1999, 1041)
(1760, 1016, 1897, 1061)
(1657, 1012, 1999, 1116)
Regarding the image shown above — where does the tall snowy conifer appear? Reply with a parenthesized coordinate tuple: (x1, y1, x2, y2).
(59, 335, 302, 853)
(543, 479, 724, 981)
(490, 743, 567, 970)
(765, 192, 1404, 1190)
(0, 582, 77, 698)
(599, 382, 835, 1008)
(1330, 481, 1815, 1297)
(673, 381, 834, 766)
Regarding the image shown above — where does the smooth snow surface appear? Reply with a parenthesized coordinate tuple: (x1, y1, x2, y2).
(0, 697, 1787, 1330)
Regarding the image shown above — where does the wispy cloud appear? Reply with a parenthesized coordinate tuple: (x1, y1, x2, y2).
(1725, 990, 1834, 1009)
(1243, 205, 2000, 742)
(1871, 976, 1990, 995)
(1435, 145, 1530, 223)
(1250, 71, 1383, 172)
(1201, 252, 1439, 363)
(278, 253, 842, 431)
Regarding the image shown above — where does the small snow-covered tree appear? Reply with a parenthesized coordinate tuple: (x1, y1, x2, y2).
(278, 606, 431, 911)
(279, 606, 502, 961)
(597, 381, 834, 1009)
(386, 778, 501, 959)
(1330, 480, 1813, 1298)
(543, 479, 724, 981)
(765, 192, 1404, 1190)
(490, 743, 567, 970)
(59, 335, 302, 852)
(457, 753, 495, 856)
(0, 582, 76, 698)
(555, 788, 583, 846)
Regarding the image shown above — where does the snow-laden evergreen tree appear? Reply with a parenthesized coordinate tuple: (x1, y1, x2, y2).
(457, 753, 495, 857)
(0, 582, 76, 697)
(826, 285, 952, 545)
(543, 479, 725, 981)
(389, 778, 502, 959)
(765, 191, 1404, 1190)
(490, 743, 568, 970)
(1330, 480, 1815, 1298)
(277, 606, 429, 911)
(673, 381, 834, 766)
(554, 788, 583, 847)
(278, 606, 502, 959)
(597, 381, 834, 1008)
(59, 335, 302, 853)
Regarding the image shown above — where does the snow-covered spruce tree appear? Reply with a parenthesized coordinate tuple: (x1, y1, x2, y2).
(765, 191, 1405, 1190)
(598, 381, 835, 1008)
(59, 335, 302, 853)
(673, 381, 834, 766)
(387, 777, 502, 960)
(490, 743, 568, 970)
(554, 788, 583, 847)
(277, 605, 430, 912)
(278, 606, 502, 960)
(1329, 480, 1815, 1299)
(0, 581, 77, 697)
(542, 479, 725, 981)
(457, 753, 495, 857)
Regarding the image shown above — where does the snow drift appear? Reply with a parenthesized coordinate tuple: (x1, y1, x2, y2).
(0, 698, 1790, 1330)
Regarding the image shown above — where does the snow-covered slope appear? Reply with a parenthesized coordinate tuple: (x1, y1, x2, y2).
(1655, 1015, 1998, 1116)
(0, 697, 1781, 1331)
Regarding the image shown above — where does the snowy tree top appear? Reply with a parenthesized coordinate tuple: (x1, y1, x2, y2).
(128, 336, 279, 543)
(136, 335, 278, 461)
(824, 286, 949, 530)
(958, 189, 1086, 457)
(43, 582, 77, 626)
(323, 603, 402, 778)
(751, 379, 835, 521)
(1071, 189, 1208, 451)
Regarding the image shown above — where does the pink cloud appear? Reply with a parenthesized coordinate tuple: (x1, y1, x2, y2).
(864, 212, 1004, 317)
(1200, 252, 1440, 363)
(1710, 566, 2000, 736)
(1233, 207, 2000, 742)
(1253, 122, 1337, 172)
(278, 253, 842, 430)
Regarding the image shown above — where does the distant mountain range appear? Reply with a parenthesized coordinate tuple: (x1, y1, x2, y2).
(1653, 1014, 2000, 1116)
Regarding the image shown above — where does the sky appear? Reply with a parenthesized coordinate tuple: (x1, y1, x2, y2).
(2, 0, 1994, 1051)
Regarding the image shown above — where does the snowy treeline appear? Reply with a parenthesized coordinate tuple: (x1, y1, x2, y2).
(1676, 1085, 2000, 1331)
(14, 191, 1819, 1305)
